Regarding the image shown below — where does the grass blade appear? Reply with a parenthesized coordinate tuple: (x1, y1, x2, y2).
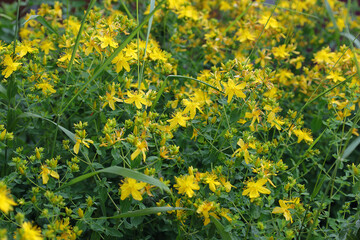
(60, 0, 165, 115)
(97, 207, 186, 219)
(342, 137, 360, 160)
(139, 0, 155, 88)
(0, 84, 6, 96)
(210, 215, 233, 240)
(17, 112, 76, 142)
(22, 15, 59, 36)
(58, 166, 171, 194)
(68, 0, 96, 72)
(323, 0, 338, 31)
(340, 32, 360, 49)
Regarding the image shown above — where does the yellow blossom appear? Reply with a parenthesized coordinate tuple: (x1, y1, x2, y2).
(40, 165, 59, 185)
(196, 201, 215, 226)
(223, 79, 246, 103)
(272, 200, 294, 223)
(236, 28, 256, 42)
(242, 179, 271, 199)
(326, 71, 345, 83)
(19, 222, 43, 240)
(119, 178, 147, 201)
(2, 54, 21, 78)
(204, 173, 221, 192)
(97, 33, 118, 48)
(0, 183, 17, 214)
(112, 52, 131, 72)
(17, 41, 37, 57)
(131, 140, 148, 161)
(182, 98, 203, 119)
(293, 129, 313, 143)
(174, 175, 200, 198)
(124, 91, 148, 109)
(272, 45, 290, 59)
(101, 82, 122, 110)
(167, 112, 189, 129)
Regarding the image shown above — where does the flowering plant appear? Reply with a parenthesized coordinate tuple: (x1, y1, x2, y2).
(0, 0, 360, 239)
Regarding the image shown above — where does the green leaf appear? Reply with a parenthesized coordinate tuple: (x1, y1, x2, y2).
(17, 112, 76, 142)
(22, 15, 59, 36)
(58, 166, 171, 194)
(341, 32, 360, 49)
(210, 215, 233, 240)
(97, 207, 185, 219)
(0, 84, 7, 99)
(342, 137, 360, 160)
(139, 0, 156, 89)
(0, 13, 12, 20)
(68, 0, 96, 72)
(323, 0, 338, 32)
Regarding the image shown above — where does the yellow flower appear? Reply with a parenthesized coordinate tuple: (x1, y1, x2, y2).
(35, 80, 56, 96)
(0, 183, 17, 214)
(19, 222, 42, 240)
(220, 177, 235, 193)
(119, 178, 147, 201)
(293, 129, 313, 144)
(242, 179, 271, 199)
(40, 40, 56, 55)
(182, 98, 203, 119)
(17, 41, 37, 57)
(97, 33, 118, 49)
(131, 140, 148, 161)
(112, 52, 131, 72)
(2, 54, 21, 78)
(220, 208, 232, 222)
(272, 45, 290, 59)
(326, 71, 345, 83)
(176, 5, 199, 21)
(232, 138, 251, 164)
(167, 112, 189, 129)
(236, 28, 256, 42)
(124, 91, 148, 109)
(73, 129, 94, 154)
(272, 200, 293, 223)
(223, 79, 246, 103)
(101, 82, 122, 110)
(204, 173, 221, 192)
(40, 165, 59, 185)
(196, 201, 215, 226)
(174, 175, 200, 198)
(258, 13, 279, 29)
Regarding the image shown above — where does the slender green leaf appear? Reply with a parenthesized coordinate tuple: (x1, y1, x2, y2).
(17, 112, 76, 142)
(96, 207, 186, 219)
(58, 166, 171, 194)
(0, 13, 12, 20)
(144, 0, 155, 58)
(323, 0, 338, 31)
(68, 0, 96, 72)
(0, 84, 6, 96)
(22, 15, 59, 36)
(139, 0, 155, 88)
(210, 215, 233, 240)
(342, 137, 360, 160)
(341, 32, 360, 49)
(60, 0, 166, 115)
